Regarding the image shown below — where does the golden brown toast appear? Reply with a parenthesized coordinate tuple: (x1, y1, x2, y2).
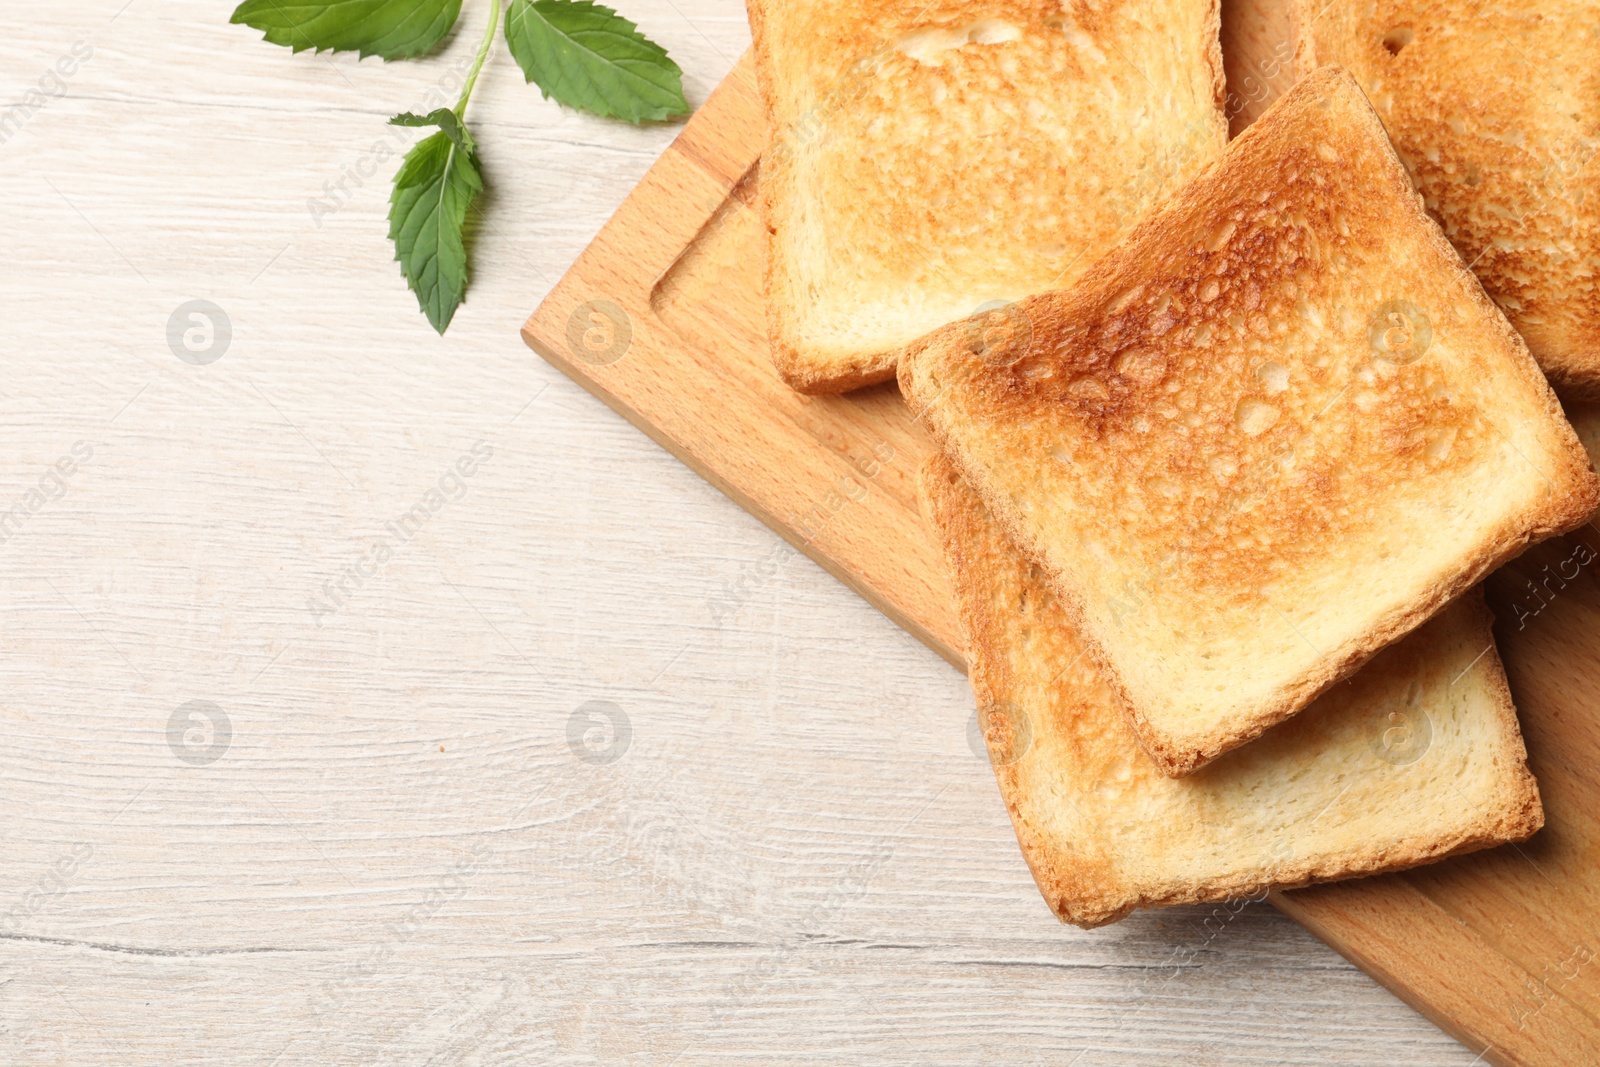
(921, 455, 1542, 928)
(901, 67, 1599, 776)
(747, 0, 1227, 393)
(1297, 2, 1600, 396)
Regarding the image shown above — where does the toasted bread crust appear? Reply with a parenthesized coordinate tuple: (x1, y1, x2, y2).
(1296, 2, 1600, 396)
(767, 331, 900, 396)
(748, 0, 1226, 394)
(921, 456, 1127, 925)
(747, 0, 903, 395)
(902, 67, 1600, 776)
(921, 454, 1543, 928)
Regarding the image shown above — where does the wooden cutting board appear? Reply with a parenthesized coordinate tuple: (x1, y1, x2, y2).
(521, 52, 1600, 1067)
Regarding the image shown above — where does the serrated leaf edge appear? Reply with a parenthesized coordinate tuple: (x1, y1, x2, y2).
(505, 0, 689, 124)
(387, 131, 482, 333)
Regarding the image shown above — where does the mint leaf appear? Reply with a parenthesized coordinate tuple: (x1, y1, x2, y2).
(231, 0, 463, 60)
(505, 0, 689, 123)
(391, 108, 476, 154)
(388, 126, 482, 333)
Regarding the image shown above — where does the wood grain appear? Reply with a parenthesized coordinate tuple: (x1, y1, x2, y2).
(523, 43, 1600, 1067)
(522, 57, 960, 666)
(0, 0, 1518, 1061)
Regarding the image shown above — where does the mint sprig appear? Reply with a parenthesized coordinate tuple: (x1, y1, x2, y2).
(383, 0, 499, 335)
(389, 127, 483, 334)
(391, 108, 478, 154)
(231, 0, 464, 60)
(506, 0, 689, 124)
(233, 0, 692, 333)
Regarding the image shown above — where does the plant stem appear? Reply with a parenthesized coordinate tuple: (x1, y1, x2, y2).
(455, 0, 502, 119)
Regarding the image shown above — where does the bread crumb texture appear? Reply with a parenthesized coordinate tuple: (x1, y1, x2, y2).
(901, 67, 1599, 774)
(921, 455, 1542, 928)
(1301, 1, 1600, 395)
(749, 0, 1226, 391)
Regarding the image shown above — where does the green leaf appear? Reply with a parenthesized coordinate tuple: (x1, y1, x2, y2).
(388, 127, 483, 333)
(231, 0, 463, 61)
(504, 0, 689, 124)
(391, 108, 476, 154)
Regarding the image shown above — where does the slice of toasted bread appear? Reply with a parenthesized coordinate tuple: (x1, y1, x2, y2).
(921, 455, 1542, 928)
(747, 0, 1227, 394)
(1296, 2, 1600, 397)
(900, 67, 1600, 776)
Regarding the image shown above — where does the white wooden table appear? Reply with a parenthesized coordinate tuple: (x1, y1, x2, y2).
(0, 2, 1485, 1062)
